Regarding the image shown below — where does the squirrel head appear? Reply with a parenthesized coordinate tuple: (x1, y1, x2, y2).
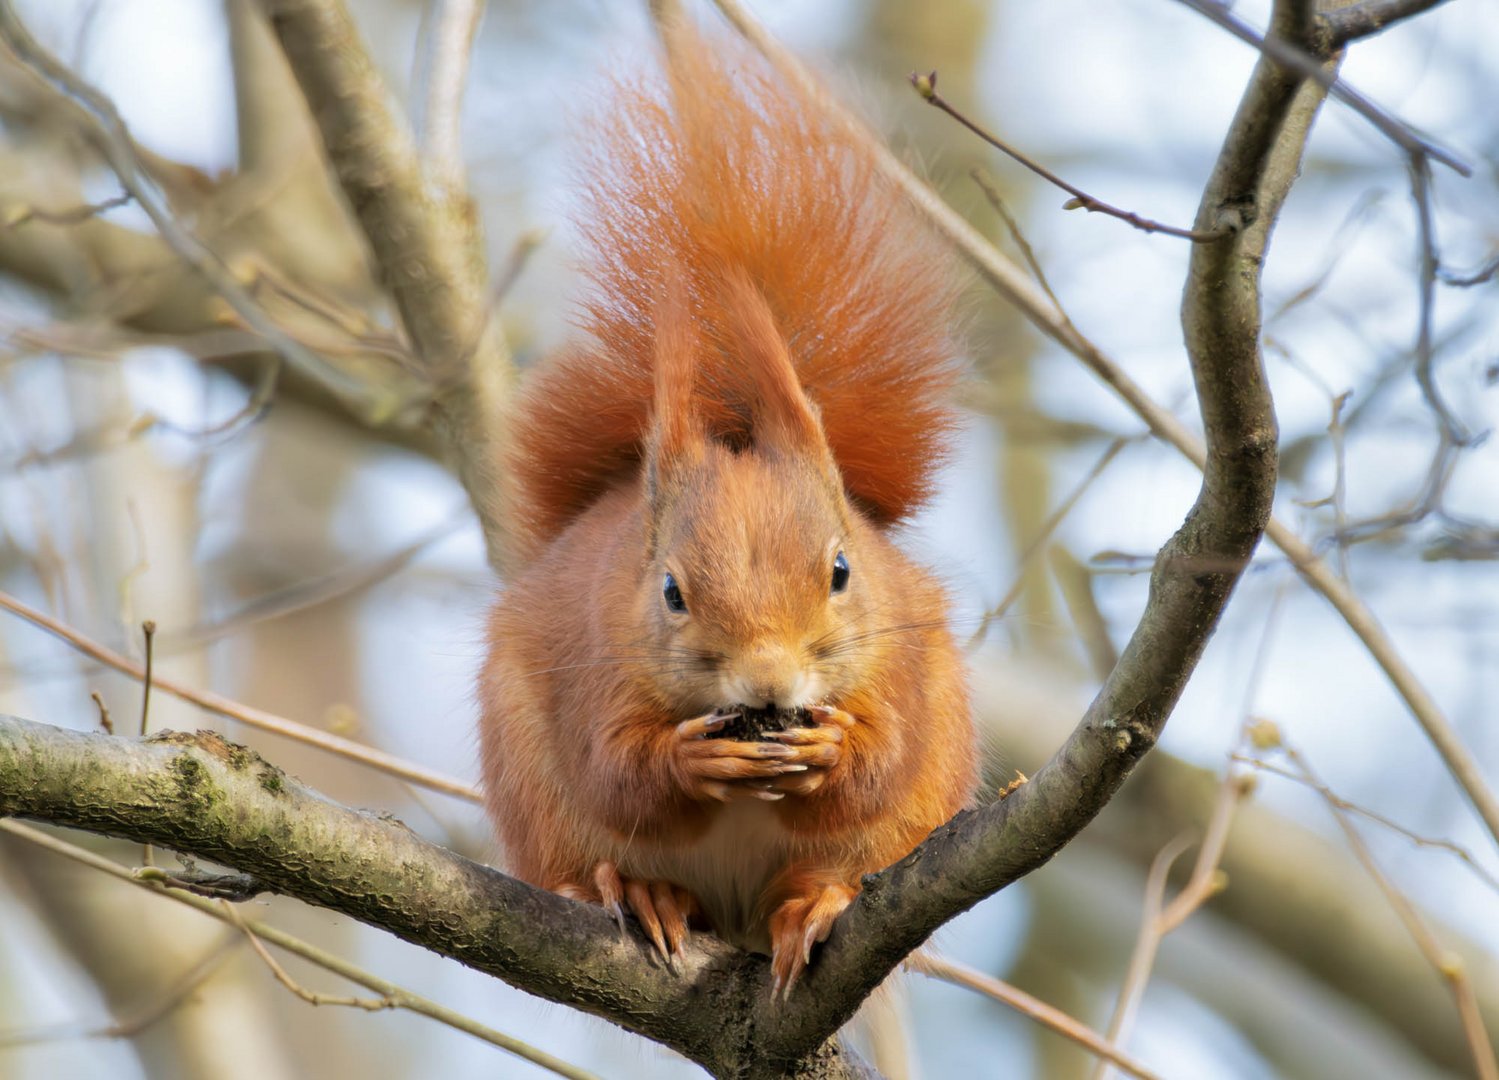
(637, 272, 879, 716)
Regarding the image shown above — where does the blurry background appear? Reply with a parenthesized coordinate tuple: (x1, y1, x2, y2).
(0, 0, 1496, 1077)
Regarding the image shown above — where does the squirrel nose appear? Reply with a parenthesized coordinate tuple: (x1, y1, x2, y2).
(732, 645, 802, 708)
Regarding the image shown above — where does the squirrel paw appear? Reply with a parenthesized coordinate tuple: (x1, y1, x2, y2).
(756, 707, 853, 795)
(593, 860, 698, 970)
(768, 883, 856, 1000)
(673, 712, 811, 802)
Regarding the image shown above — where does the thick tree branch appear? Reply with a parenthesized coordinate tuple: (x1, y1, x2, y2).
(260, 0, 515, 575)
(0, 715, 768, 1077)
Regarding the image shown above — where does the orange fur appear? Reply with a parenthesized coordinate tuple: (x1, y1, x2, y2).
(481, 22, 977, 994)
(504, 23, 963, 564)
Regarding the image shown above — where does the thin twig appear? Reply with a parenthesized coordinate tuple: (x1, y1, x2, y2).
(1409, 154, 1470, 445)
(0, 820, 600, 1080)
(1094, 833, 1194, 1080)
(0, 936, 239, 1048)
(2, 191, 132, 228)
(1438, 253, 1499, 287)
(906, 953, 1164, 1080)
(488, 227, 546, 310)
(1281, 747, 1499, 1080)
(970, 168, 1070, 325)
(135, 865, 271, 902)
(968, 434, 1135, 648)
(912, 73, 1231, 243)
(140, 618, 157, 868)
(218, 899, 395, 1010)
(1096, 583, 1287, 1078)
(0, 589, 482, 802)
(1048, 545, 1119, 680)
(1231, 753, 1499, 896)
(1173, 0, 1471, 176)
(91, 690, 113, 734)
(138, 620, 157, 737)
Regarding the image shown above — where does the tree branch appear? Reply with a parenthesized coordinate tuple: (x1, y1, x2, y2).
(710, 0, 1499, 856)
(0, 715, 769, 1076)
(0, 1, 384, 416)
(702, 0, 1315, 1061)
(260, 0, 516, 575)
(1322, 0, 1455, 45)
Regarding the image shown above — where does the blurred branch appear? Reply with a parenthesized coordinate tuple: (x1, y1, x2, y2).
(1174, 0, 1470, 175)
(1049, 546, 1120, 679)
(420, 0, 486, 198)
(968, 434, 1134, 647)
(1276, 739, 1499, 1079)
(1078, 730, 1499, 1074)
(1232, 753, 1499, 895)
(0, 589, 482, 802)
(0, 3, 384, 417)
(906, 953, 1163, 1080)
(0, 818, 600, 1080)
(0, 936, 238, 1048)
(1323, 0, 1455, 45)
(2, 190, 131, 227)
(710, 0, 1499, 856)
(913, 74, 1232, 243)
(1439, 252, 1499, 287)
(262, 0, 516, 576)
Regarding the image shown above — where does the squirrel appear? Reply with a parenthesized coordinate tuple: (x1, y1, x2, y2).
(478, 20, 978, 997)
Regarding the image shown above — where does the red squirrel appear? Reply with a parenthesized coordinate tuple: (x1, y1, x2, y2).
(479, 21, 978, 997)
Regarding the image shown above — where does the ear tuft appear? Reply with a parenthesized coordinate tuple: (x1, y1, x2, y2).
(646, 275, 704, 506)
(722, 270, 826, 458)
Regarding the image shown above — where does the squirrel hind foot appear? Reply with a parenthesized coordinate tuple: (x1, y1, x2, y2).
(768, 882, 857, 1001)
(590, 860, 699, 971)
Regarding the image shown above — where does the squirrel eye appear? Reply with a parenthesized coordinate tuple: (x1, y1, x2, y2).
(831, 551, 850, 594)
(663, 573, 688, 614)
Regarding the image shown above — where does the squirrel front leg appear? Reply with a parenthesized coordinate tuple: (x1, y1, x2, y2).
(580, 709, 814, 834)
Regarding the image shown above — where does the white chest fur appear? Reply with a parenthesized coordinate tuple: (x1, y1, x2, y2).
(614, 800, 792, 951)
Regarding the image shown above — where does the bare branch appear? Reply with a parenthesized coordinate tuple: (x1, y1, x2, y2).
(0, 589, 482, 802)
(907, 953, 1164, 1080)
(1439, 253, 1499, 287)
(0, 817, 601, 1080)
(420, 0, 486, 197)
(2, 190, 131, 227)
(912, 73, 1231, 243)
(261, 0, 516, 575)
(1280, 742, 1499, 1080)
(1173, 0, 1471, 176)
(0, 936, 238, 1048)
(0, 718, 753, 1076)
(968, 434, 1135, 647)
(710, 0, 1499, 856)
(1323, 0, 1455, 45)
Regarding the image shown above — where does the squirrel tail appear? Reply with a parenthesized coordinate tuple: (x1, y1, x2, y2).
(505, 21, 963, 564)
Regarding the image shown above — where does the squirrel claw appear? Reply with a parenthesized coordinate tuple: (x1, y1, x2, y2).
(768, 882, 856, 1001)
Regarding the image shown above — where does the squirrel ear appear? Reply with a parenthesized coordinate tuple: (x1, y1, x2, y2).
(646, 276, 704, 505)
(722, 271, 828, 459)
